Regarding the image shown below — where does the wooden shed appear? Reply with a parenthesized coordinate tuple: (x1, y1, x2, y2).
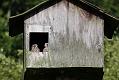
(9, 0, 119, 80)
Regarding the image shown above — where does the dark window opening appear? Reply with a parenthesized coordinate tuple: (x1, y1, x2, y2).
(30, 32, 48, 52)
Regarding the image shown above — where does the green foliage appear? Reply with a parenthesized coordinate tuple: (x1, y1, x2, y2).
(0, 0, 24, 79)
(104, 37, 119, 80)
(0, 53, 23, 80)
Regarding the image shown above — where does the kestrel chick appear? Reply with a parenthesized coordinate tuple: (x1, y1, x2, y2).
(31, 44, 40, 52)
(43, 43, 48, 52)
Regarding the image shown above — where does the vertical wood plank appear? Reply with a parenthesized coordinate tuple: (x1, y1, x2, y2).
(24, 0, 104, 68)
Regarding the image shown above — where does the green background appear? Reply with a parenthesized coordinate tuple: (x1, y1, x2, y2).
(0, 0, 119, 80)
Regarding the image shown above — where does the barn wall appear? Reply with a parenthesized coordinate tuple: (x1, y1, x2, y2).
(24, 0, 104, 67)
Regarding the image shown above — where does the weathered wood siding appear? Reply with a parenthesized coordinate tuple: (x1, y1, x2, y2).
(24, 0, 104, 67)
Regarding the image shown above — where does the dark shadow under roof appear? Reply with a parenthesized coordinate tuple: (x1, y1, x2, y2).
(9, 0, 119, 39)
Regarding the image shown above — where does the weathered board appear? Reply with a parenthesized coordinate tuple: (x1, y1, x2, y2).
(24, 0, 104, 68)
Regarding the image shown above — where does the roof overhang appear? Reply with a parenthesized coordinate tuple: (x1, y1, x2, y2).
(9, 0, 119, 38)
